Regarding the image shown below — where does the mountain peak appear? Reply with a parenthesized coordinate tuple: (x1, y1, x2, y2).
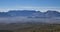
(0, 10, 60, 18)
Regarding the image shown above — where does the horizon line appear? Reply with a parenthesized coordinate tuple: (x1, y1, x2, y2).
(0, 9, 60, 13)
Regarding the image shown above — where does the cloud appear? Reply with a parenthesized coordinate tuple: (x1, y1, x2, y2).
(0, 6, 60, 12)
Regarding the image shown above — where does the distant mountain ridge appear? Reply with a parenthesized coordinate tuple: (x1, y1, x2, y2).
(0, 10, 60, 18)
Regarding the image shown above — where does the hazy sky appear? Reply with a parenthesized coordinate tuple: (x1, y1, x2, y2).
(0, 0, 60, 12)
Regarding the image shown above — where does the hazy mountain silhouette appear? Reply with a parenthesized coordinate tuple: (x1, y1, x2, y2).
(0, 10, 60, 18)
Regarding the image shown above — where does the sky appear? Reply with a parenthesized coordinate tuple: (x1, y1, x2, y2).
(0, 0, 60, 12)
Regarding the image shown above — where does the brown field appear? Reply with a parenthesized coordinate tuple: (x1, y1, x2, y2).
(0, 23, 60, 32)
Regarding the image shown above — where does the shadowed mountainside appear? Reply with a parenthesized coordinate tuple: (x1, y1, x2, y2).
(0, 10, 60, 18)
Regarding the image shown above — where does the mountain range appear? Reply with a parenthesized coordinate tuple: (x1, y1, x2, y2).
(0, 10, 60, 18)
